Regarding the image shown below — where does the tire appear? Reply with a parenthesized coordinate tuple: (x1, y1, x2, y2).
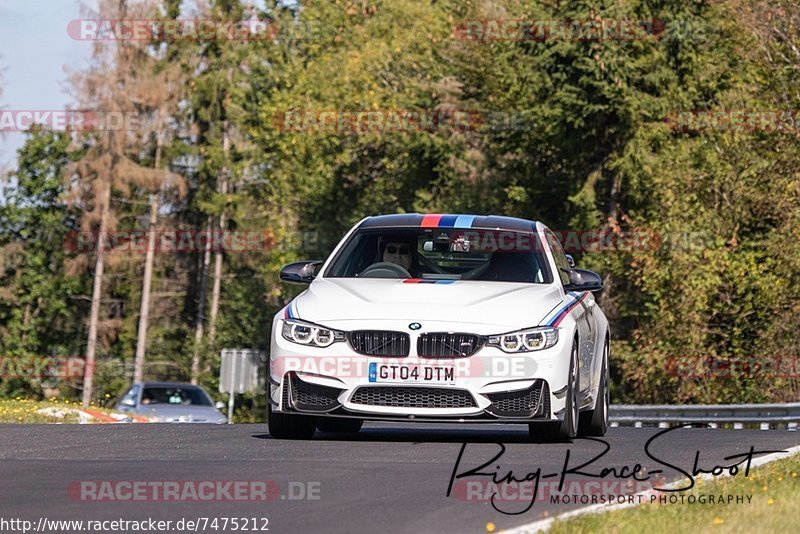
(579, 339, 609, 437)
(267, 402, 317, 440)
(317, 418, 363, 434)
(529, 341, 579, 443)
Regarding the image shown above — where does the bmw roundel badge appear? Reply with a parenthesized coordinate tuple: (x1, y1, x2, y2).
(409, 322, 422, 330)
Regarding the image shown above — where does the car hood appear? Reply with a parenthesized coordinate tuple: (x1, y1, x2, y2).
(136, 404, 226, 423)
(292, 278, 564, 329)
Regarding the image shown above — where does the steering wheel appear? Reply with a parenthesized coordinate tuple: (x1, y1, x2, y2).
(358, 262, 412, 279)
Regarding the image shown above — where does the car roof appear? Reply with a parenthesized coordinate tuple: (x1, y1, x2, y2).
(359, 214, 540, 234)
(137, 382, 203, 388)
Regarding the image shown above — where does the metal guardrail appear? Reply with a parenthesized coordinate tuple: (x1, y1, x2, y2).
(609, 403, 800, 430)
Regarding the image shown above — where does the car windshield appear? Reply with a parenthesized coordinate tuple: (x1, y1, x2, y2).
(140, 386, 211, 406)
(324, 228, 553, 283)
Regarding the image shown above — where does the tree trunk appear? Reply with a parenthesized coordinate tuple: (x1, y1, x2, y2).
(82, 180, 111, 407)
(208, 197, 226, 345)
(191, 217, 213, 384)
(133, 193, 159, 383)
(22, 304, 31, 346)
(208, 120, 230, 346)
(133, 109, 166, 383)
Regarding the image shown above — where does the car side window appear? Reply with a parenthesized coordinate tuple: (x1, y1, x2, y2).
(545, 231, 571, 286)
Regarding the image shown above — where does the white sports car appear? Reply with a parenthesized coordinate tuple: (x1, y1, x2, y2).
(268, 214, 609, 441)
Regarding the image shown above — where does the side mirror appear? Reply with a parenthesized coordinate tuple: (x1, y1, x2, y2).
(564, 268, 603, 292)
(565, 254, 575, 268)
(280, 261, 323, 284)
(215, 401, 226, 411)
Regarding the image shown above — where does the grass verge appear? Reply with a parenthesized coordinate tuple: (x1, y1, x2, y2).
(548, 450, 800, 533)
(0, 398, 111, 423)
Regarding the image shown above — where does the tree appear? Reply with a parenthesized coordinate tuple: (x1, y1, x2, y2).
(0, 130, 83, 362)
(69, 0, 183, 405)
(183, 0, 257, 383)
(131, 3, 187, 384)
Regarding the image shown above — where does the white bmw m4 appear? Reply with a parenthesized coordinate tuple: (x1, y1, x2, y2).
(268, 214, 610, 441)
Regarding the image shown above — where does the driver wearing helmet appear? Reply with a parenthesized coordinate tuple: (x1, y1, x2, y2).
(359, 236, 421, 278)
(382, 240, 413, 271)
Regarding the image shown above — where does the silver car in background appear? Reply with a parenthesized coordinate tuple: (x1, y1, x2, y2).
(116, 381, 227, 423)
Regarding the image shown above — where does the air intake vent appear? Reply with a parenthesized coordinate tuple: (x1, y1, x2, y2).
(485, 380, 547, 418)
(285, 373, 342, 412)
(350, 386, 476, 408)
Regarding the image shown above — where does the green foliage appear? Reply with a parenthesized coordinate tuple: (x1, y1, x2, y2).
(0, 130, 87, 353)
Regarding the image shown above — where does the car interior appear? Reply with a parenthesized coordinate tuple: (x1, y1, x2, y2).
(325, 230, 550, 283)
(140, 387, 212, 406)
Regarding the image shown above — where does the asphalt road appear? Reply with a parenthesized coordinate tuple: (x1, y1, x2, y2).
(1, 423, 798, 533)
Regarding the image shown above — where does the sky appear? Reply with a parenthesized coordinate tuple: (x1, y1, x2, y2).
(0, 0, 100, 171)
(0, 0, 279, 175)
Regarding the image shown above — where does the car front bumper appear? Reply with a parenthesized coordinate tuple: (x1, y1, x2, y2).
(269, 317, 573, 424)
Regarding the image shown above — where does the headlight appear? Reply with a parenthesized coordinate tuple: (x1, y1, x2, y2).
(487, 327, 558, 353)
(281, 319, 345, 348)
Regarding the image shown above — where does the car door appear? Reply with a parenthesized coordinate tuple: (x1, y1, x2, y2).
(545, 230, 595, 395)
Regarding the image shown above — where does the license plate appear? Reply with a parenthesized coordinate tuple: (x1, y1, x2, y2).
(368, 362, 455, 384)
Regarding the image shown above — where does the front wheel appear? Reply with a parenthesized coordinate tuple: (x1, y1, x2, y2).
(267, 403, 317, 440)
(529, 341, 579, 442)
(579, 339, 609, 437)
